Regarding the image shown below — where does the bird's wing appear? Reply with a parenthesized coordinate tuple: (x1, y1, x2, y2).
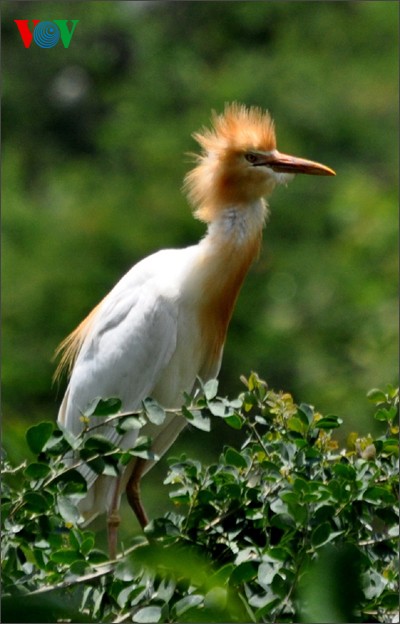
(57, 254, 182, 495)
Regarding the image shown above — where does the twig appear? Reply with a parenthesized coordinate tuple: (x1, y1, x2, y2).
(24, 542, 144, 596)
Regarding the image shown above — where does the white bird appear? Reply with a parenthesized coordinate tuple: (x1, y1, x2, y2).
(55, 103, 335, 557)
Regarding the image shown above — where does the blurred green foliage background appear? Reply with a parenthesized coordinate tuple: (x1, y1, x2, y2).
(2, 1, 398, 529)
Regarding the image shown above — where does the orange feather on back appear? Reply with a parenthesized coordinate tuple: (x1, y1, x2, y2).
(53, 301, 102, 382)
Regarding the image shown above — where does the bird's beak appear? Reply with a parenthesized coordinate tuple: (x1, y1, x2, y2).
(260, 150, 336, 176)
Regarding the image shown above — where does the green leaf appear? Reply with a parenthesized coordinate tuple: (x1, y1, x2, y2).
(367, 388, 387, 404)
(311, 521, 332, 547)
(182, 406, 211, 431)
(260, 460, 281, 476)
(190, 411, 211, 432)
(173, 595, 203, 617)
(115, 586, 138, 609)
(379, 590, 400, 609)
(56, 469, 88, 495)
(363, 486, 395, 504)
(132, 436, 152, 451)
(293, 477, 309, 495)
(230, 561, 257, 585)
(80, 535, 95, 556)
(119, 451, 136, 465)
(270, 513, 296, 530)
(115, 557, 140, 581)
(225, 413, 244, 429)
(84, 396, 122, 417)
(23, 491, 53, 513)
(208, 400, 228, 417)
(242, 391, 258, 411)
(84, 435, 115, 453)
(287, 416, 307, 434)
(102, 459, 119, 477)
(363, 569, 388, 600)
(50, 549, 84, 564)
(70, 560, 88, 576)
(130, 436, 158, 460)
(209, 563, 235, 585)
(69, 529, 81, 551)
(204, 587, 227, 611)
(145, 517, 180, 539)
(385, 384, 399, 400)
(258, 562, 276, 586)
(42, 431, 70, 455)
(224, 447, 248, 469)
(57, 495, 80, 524)
(132, 606, 162, 623)
(380, 438, 399, 456)
(87, 549, 108, 564)
(255, 415, 268, 425)
(117, 415, 145, 433)
(57, 425, 81, 451)
(204, 379, 218, 400)
(247, 372, 263, 392)
(267, 547, 291, 562)
(33, 547, 47, 570)
(26, 422, 54, 454)
(286, 501, 308, 526)
(315, 415, 343, 430)
(169, 488, 191, 504)
(298, 403, 314, 425)
(333, 463, 356, 480)
(89, 457, 107, 474)
(142, 397, 166, 425)
(374, 406, 398, 422)
(220, 482, 241, 500)
(3, 516, 24, 534)
(79, 450, 106, 474)
(24, 462, 51, 480)
(280, 491, 299, 505)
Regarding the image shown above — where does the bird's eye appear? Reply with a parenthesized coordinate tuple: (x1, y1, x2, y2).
(245, 153, 258, 164)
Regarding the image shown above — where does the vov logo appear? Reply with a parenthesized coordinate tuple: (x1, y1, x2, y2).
(14, 20, 79, 49)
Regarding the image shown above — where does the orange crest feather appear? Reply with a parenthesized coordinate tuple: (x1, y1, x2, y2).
(192, 102, 276, 156)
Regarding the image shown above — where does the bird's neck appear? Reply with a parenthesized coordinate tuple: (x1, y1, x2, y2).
(195, 199, 268, 377)
(203, 199, 268, 250)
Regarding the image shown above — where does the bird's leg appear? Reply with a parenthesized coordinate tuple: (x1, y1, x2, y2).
(107, 477, 122, 559)
(126, 458, 149, 529)
(107, 510, 120, 560)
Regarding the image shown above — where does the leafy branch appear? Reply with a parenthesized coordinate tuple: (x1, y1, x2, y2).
(2, 377, 398, 623)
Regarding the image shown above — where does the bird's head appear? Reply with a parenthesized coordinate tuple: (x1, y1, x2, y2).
(184, 103, 335, 222)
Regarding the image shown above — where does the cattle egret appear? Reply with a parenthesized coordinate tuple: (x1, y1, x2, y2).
(55, 103, 335, 557)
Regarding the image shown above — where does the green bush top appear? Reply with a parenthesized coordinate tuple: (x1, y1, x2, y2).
(2, 375, 398, 623)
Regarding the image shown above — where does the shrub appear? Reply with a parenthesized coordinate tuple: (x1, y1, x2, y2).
(2, 375, 398, 623)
